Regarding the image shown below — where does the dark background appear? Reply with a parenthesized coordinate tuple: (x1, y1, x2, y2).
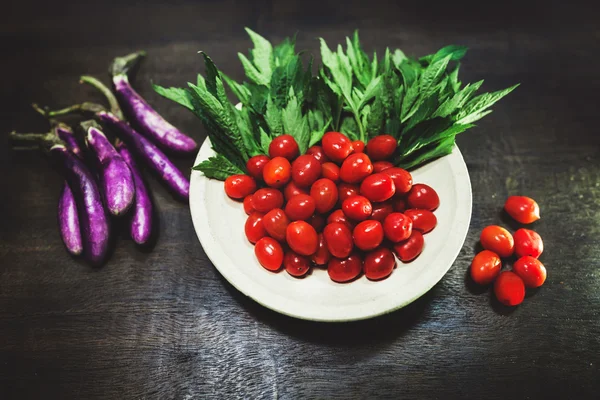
(1, 0, 599, 399)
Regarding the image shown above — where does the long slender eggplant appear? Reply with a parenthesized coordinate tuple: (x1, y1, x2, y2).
(54, 122, 83, 158)
(82, 120, 135, 216)
(107, 54, 198, 154)
(58, 184, 83, 255)
(116, 142, 153, 245)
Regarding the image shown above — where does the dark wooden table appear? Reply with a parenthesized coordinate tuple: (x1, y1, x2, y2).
(1, 0, 599, 398)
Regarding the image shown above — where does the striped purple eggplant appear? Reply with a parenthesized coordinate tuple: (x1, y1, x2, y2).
(109, 53, 198, 154)
(58, 183, 83, 256)
(116, 142, 153, 245)
(83, 121, 135, 216)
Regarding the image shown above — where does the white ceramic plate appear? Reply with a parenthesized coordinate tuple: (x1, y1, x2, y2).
(190, 139, 472, 322)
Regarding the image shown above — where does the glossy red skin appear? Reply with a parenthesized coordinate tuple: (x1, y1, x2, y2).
(246, 155, 270, 180)
(284, 251, 311, 277)
(224, 174, 257, 199)
(262, 208, 290, 242)
(351, 140, 365, 153)
(311, 233, 331, 265)
(340, 153, 374, 183)
(371, 201, 394, 222)
(353, 220, 384, 251)
(286, 221, 318, 256)
(255, 237, 284, 271)
(337, 183, 360, 205)
(245, 212, 267, 244)
(392, 197, 407, 213)
(283, 180, 309, 201)
(306, 145, 329, 164)
(269, 134, 299, 160)
(327, 209, 355, 230)
(513, 256, 547, 288)
(263, 156, 292, 188)
(291, 154, 321, 187)
(360, 173, 395, 202)
(513, 228, 544, 258)
(342, 195, 373, 221)
(494, 271, 525, 306)
(322, 132, 353, 163)
(393, 231, 424, 262)
(505, 196, 540, 224)
(252, 188, 284, 213)
(285, 194, 316, 221)
(310, 178, 339, 214)
(480, 225, 514, 258)
(366, 135, 397, 161)
(308, 214, 326, 233)
(321, 162, 340, 182)
(406, 183, 440, 211)
(470, 250, 502, 285)
(323, 222, 354, 258)
(383, 212, 413, 243)
(382, 168, 413, 194)
(373, 161, 394, 173)
(364, 247, 396, 280)
(404, 209, 437, 233)
(243, 195, 254, 215)
(327, 253, 363, 283)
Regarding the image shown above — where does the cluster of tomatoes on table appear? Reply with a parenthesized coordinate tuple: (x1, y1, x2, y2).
(224, 132, 440, 282)
(470, 196, 545, 306)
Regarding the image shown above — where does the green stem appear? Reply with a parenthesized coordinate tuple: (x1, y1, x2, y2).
(80, 76, 125, 120)
(43, 102, 106, 118)
(334, 96, 343, 131)
(9, 131, 60, 149)
(353, 112, 366, 143)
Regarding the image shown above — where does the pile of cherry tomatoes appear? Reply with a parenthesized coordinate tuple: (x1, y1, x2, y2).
(470, 196, 545, 306)
(224, 132, 440, 282)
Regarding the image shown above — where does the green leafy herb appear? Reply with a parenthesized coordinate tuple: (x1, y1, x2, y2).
(192, 154, 244, 180)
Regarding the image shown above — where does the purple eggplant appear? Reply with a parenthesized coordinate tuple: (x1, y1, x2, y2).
(82, 121, 135, 216)
(108, 53, 198, 154)
(55, 122, 83, 158)
(116, 142, 153, 245)
(58, 183, 83, 256)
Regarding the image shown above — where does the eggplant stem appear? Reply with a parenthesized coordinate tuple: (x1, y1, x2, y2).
(80, 76, 125, 121)
(9, 131, 48, 143)
(110, 51, 146, 77)
(44, 102, 106, 118)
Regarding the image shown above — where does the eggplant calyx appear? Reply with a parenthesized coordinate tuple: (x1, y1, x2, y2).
(109, 51, 146, 77)
(80, 119, 103, 133)
(80, 75, 125, 121)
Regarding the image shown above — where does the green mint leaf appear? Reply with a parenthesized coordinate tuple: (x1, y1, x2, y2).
(244, 28, 273, 83)
(265, 96, 283, 136)
(433, 80, 483, 118)
(340, 116, 359, 140)
(259, 127, 271, 155)
(395, 134, 457, 170)
(238, 53, 270, 86)
(420, 45, 468, 65)
(221, 73, 251, 105)
(282, 89, 310, 153)
(392, 49, 407, 69)
(448, 63, 461, 93)
(454, 84, 519, 124)
(358, 75, 381, 109)
(152, 84, 194, 111)
(308, 110, 330, 147)
(193, 154, 244, 180)
(402, 95, 439, 132)
(400, 119, 474, 158)
(419, 55, 451, 99)
(273, 35, 296, 66)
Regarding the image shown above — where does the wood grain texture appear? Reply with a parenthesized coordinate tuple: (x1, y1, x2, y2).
(1, 0, 600, 399)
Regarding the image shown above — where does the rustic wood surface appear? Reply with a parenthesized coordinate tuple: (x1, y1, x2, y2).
(1, 0, 599, 398)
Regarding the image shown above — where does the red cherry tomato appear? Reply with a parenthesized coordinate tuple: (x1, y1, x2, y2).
(224, 174, 257, 199)
(327, 209, 355, 230)
(286, 221, 318, 256)
(470, 250, 502, 285)
(504, 196, 540, 224)
(342, 195, 373, 221)
(370, 201, 394, 222)
(252, 188, 284, 213)
(284, 251, 311, 278)
(393, 231, 424, 262)
(392, 197, 407, 213)
(366, 135, 397, 161)
(283, 180, 309, 201)
(291, 154, 321, 187)
(353, 220, 384, 251)
(321, 162, 340, 182)
(243, 195, 254, 215)
(513, 229, 544, 259)
(255, 237, 284, 271)
(382, 168, 412, 194)
(285, 194, 316, 221)
(322, 131, 353, 163)
(306, 145, 329, 164)
(360, 173, 395, 202)
(262, 208, 290, 242)
(245, 212, 267, 244)
(383, 212, 413, 242)
(340, 153, 374, 184)
(311, 233, 331, 265)
(494, 271, 525, 306)
(323, 222, 354, 258)
(480, 225, 514, 258)
(310, 178, 338, 214)
(513, 256, 547, 288)
(406, 183, 439, 211)
(364, 247, 396, 280)
(337, 183, 360, 205)
(308, 214, 326, 233)
(269, 134, 299, 160)
(373, 161, 394, 173)
(351, 140, 365, 153)
(246, 155, 270, 180)
(263, 156, 292, 188)
(327, 253, 363, 283)
(404, 209, 437, 233)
